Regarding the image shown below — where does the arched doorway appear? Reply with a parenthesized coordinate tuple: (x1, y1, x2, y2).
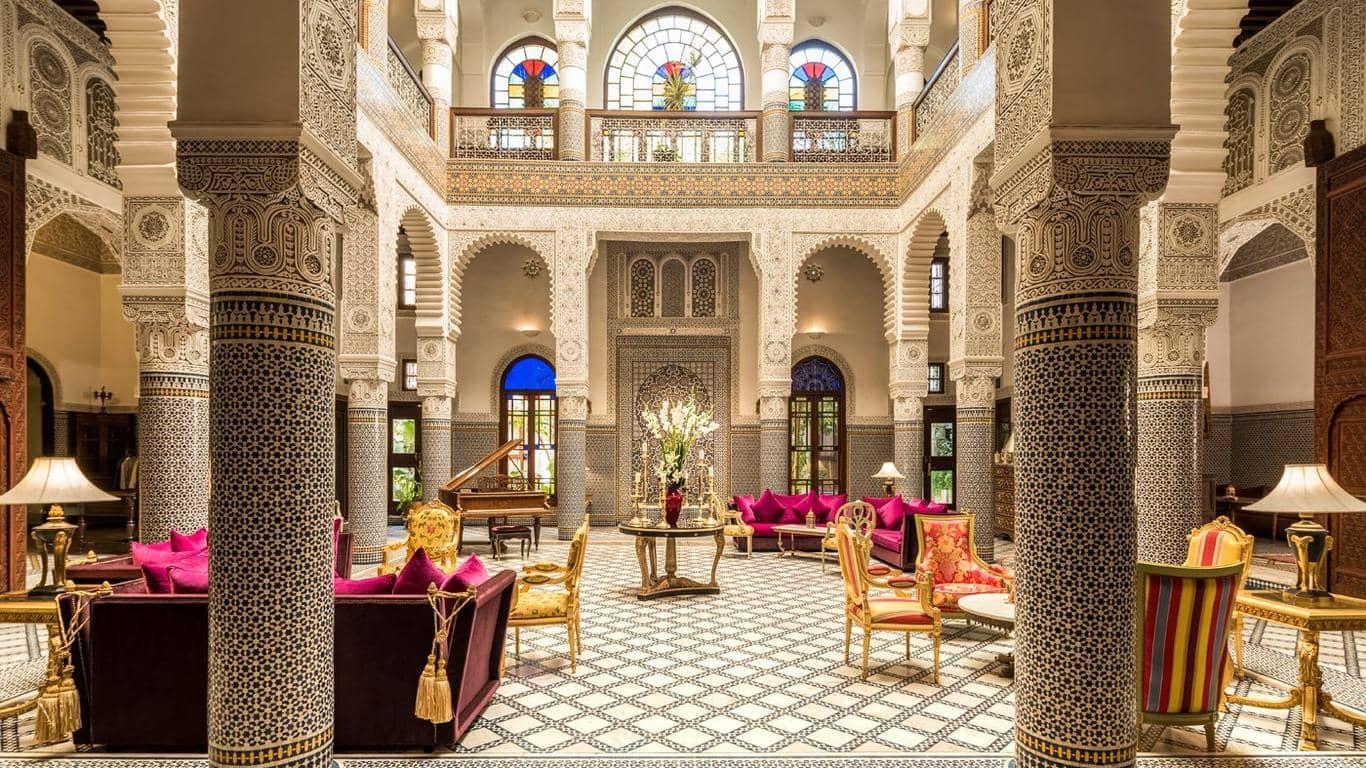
(789, 355, 845, 494)
(500, 355, 557, 497)
(26, 357, 55, 459)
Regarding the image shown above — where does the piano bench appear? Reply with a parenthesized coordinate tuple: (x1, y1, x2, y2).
(491, 525, 532, 561)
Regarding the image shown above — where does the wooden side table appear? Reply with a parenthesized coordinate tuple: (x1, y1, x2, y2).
(1225, 589, 1366, 750)
(772, 524, 827, 561)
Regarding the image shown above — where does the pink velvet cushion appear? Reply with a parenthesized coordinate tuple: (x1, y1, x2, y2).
(442, 554, 490, 592)
(876, 497, 909, 531)
(391, 548, 447, 595)
(170, 528, 209, 553)
(168, 566, 210, 594)
(752, 490, 786, 524)
(334, 573, 397, 595)
(809, 493, 847, 524)
(140, 563, 175, 594)
(130, 540, 178, 566)
(924, 502, 949, 514)
(733, 495, 757, 524)
(860, 496, 897, 528)
(776, 504, 804, 526)
(870, 528, 902, 552)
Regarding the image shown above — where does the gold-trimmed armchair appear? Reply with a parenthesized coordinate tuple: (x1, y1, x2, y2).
(914, 513, 1013, 617)
(821, 501, 874, 574)
(378, 500, 462, 576)
(508, 515, 589, 672)
(834, 518, 941, 682)
(720, 496, 753, 556)
(1136, 560, 1244, 751)
(1183, 515, 1254, 676)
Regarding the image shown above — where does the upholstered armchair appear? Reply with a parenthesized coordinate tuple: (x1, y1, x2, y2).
(719, 496, 753, 556)
(834, 520, 941, 682)
(914, 513, 1013, 616)
(1183, 516, 1254, 676)
(378, 500, 462, 576)
(1137, 561, 1244, 751)
(822, 501, 875, 573)
(509, 515, 589, 672)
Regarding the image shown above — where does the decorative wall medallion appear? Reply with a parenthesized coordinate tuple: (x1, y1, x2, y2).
(802, 262, 824, 282)
(521, 257, 542, 277)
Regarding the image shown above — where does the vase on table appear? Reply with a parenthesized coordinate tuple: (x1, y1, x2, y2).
(665, 489, 684, 527)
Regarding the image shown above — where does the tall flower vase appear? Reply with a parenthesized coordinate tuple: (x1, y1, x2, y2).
(665, 489, 684, 528)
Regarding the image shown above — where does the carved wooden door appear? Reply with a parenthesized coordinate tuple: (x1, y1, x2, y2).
(1318, 142, 1366, 596)
(0, 149, 26, 591)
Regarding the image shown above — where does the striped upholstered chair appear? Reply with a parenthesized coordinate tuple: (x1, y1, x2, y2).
(1183, 516, 1254, 676)
(1136, 561, 1244, 751)
(834, 519, 941, 682)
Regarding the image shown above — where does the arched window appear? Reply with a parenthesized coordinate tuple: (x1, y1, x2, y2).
(789, 356, 845, 494)
(491, 37, 560, 109)
(605, 7, 743, 111)
(500, 355, 557, 496)
(788, 40, 856, 111)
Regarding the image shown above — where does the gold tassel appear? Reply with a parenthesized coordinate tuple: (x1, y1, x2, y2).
(414, 654, 453, 724)
(34, 666, 81, 744)
(34, 684, 61, 744)
(55, 667, 82, 735)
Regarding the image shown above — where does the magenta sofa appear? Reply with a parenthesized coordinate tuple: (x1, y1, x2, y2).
(732, 491, 948, 568)
(69, 531, 355, 584)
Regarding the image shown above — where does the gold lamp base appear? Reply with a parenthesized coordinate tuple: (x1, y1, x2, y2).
(29, 504, 77, 597)
(1284, 514, 1335, 606)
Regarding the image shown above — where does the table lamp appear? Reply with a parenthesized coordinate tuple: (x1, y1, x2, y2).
(1243, 464, 1366, 604)
(0, 458, 116, 595)
(872, 462, 904, 496)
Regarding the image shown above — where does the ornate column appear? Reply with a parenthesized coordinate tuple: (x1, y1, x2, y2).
(121, 196, 212, 541)
(996, 138, 1171, 768)
(346, 379, 387, 562)
(359, 0, 388, 64)
(420, 395, 452, 499)
(953, 369, 997, 557)
(890, 337, 929, 498)
(553, 229, 591, 536)
(888, 16, 930, 159)
(414, 0, 456, 154)
(758, 388, 790, 492)
(958, 0, 986, 72)
(1135, 203, 1218, 562)
(174, 2, 360, 763)
(557, 388, 588, 533)
(757, 230, 795, 493)
(759, 1, 794, 162)
(553, 1, 590, 161)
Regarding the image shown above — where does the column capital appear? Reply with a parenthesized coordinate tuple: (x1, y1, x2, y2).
(758, 389, 790, 422)
(127, 312, 210, 375)
(347, 377, 388, 408)
(1137, 304, 1217, 377)
(413, 0, 457, 45)
(420, 394, 452, 419)
(949, 365, 999, 406)
(175, 137, 361, 224)
(892, 393, 924, 423)
(557, 386, 590, 421)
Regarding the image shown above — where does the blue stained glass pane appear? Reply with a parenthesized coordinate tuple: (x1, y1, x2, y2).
(503, 356, 556, 390)
(792, 356, 844, 393)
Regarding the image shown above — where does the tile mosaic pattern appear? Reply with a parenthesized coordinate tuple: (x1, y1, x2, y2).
(1228, 409, 1314, 489)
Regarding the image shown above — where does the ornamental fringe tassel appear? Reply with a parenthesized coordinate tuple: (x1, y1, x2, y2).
(34, 672, 80, 743)
(414, 653, 453, 724)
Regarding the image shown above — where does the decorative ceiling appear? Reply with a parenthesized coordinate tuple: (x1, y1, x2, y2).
(32, 213, 120, 274)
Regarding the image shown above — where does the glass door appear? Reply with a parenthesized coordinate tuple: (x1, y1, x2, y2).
(388, 402, 421, 516)
(923, 405, 956, 506)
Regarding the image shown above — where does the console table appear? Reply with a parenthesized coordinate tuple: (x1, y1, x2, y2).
(618, 523, 724, 600)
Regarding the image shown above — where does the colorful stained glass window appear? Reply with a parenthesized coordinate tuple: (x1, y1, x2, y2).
(605, 8, 743, 111)
(501, 355, 557, 497)
(788, 41, 855, 111)
(492, 38, 560, 109)
(789, 356, 844, 494)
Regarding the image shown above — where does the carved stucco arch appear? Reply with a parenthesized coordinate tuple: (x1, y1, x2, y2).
(1218, 185, 1315, 274)
(448, 231, 552, 338)
(902, 206, 949, 339)
(1167, 0, 1250, 200)
(399, 205, 444, 330)
(26, 193, 123, 266)
(790, 343, 857, 418)
(793, 234, 897, 339)
(25, 347, 64, 408)
(487, 342, 557, 414)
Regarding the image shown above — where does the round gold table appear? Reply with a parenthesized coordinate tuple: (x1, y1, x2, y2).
(618, 523, 725, 600)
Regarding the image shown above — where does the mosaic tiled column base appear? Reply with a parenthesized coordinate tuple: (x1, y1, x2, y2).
(557, 406, 587, 540)
(758, 392, 789, 494)
(180, 138, 346, 768)
(420, 396, 452, 501)
(347, 379, 388, 564)
(997, 138, 1171, 768)
(955, 404, 995, 560)
(893, 419, 924, 498)
(1135, 372, 1204, 563)
(137, 367, 210, 541)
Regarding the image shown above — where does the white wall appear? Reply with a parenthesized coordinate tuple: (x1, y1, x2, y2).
(1207, 258, 1314, 409)
(454, 244, 553, 415)
(795, 246, 889, 417)
(26, 253, 138, 411)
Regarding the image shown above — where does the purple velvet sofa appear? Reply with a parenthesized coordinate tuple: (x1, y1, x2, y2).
(68, 532, 355, 584)
(732, 491, 948, 569)
(67, 568, 514, 751)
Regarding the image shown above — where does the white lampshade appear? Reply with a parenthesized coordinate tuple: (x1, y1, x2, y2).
(872, 462, 904, 480)
(1243, 464, 1366, 515)
(0, 457, 117, 506)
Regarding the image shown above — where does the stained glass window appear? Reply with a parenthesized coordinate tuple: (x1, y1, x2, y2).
(492, 38, 560, 109)
(605, 8, 743, 111)
(789, 356, 844, 494)
(501, 355, 558, 496)
(503, 356, 557, 390)
(788, 40, 855, 111)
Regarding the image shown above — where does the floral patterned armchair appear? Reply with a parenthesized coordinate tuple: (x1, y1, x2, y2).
(378, 500, 462, 575)
(914, 513, 1013, 615)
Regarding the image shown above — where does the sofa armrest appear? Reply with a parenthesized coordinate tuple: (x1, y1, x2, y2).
(335, 532, 354, 579)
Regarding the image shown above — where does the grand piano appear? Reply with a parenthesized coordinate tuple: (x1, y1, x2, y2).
(440, 438, 556, 552)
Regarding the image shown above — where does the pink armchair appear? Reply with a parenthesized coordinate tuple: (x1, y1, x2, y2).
(914, 514, 1013, 616)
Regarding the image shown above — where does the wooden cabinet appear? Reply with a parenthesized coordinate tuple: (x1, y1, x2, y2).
(68, 411, 135, 492)
(993, 462, 1014, 540)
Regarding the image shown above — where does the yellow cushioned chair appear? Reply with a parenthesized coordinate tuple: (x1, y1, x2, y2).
(822, 500, 874, 574)
(719, 495, 753, 557)
(1183, 516, 1254, 677)
(378, 499, 462, 575)
(509, 515, 589, 672)
(834, 513, 941, 682)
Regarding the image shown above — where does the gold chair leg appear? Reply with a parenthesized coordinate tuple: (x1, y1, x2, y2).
(844, 616, 852, 663)
(1232, 614, 1245, 678)
(515, 626, 521, 659)
(861, 631, 871, 680)
(568, 620, 578, 673)
(905, 632, 910, 660)
(1204, 721, 1216, 751)
(747, 536, 752, 558)
(932, 632, 941, 684)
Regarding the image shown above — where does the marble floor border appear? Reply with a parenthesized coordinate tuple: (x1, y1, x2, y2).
(0, 755, 1359, 767)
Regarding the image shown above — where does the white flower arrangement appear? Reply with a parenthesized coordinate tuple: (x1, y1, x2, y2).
(641, 389, 718, 491)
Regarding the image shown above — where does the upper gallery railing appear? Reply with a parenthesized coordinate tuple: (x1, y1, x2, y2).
(789, 112, 896, 162)
(912, 42, 961, 142)
(450, 108, 558, 160)
(588, 110, 760, 163)
(387, 38, 435, 138)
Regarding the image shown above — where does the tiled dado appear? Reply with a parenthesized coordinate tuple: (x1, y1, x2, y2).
(1205, 407, 1313, 489)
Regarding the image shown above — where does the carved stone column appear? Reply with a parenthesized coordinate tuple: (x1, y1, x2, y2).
(756, 230, 795, 494)
(996, 138, 1171, 768)
(554, 3, 590, 161)
(891, 390, 924, 498)
(130, 314, 210, 540)
(347, 379, 387, 563)
(552, 229, 591, 537)
(958, 0, 986, 72)
(953, 369, 997, 558)
(414, 3, 455, 154)
(758, 2, 794, 162)
(359, 0, 388, 64)
(889, 18, 929, 159)
(758, 389, 790, 492)
(420, 395, 452, 500)
(557, 388, 588, 537)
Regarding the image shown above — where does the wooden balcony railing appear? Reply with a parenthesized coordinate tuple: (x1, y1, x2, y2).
(789, 111, 896, 163)
(912, 42, 961, 143)
(588, 110, 761, 163)
(450, 108, 558, 160)
(387, 37, 435, 138)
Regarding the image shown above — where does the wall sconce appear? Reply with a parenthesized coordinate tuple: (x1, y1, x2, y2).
(805, 328, 825, 340)
(520, 327, 541, 338)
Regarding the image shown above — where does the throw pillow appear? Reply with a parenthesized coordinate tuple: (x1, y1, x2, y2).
(170, 528, 209, 552)
(751, 490, 785, 524)
(925, 502, 949, 514)
(732, 495, 757, 524)
(130, 540, 177, 566)
(776, 503, 804, 526)
(141, 563, 175, 594)
(810, 493, 848, 524)
(334, 574, 397, 595)
(441, 554, 490, 592)
(169, 565, 210, 594)
(876, 497, 908, 531)
(391, 548, 447, 595)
